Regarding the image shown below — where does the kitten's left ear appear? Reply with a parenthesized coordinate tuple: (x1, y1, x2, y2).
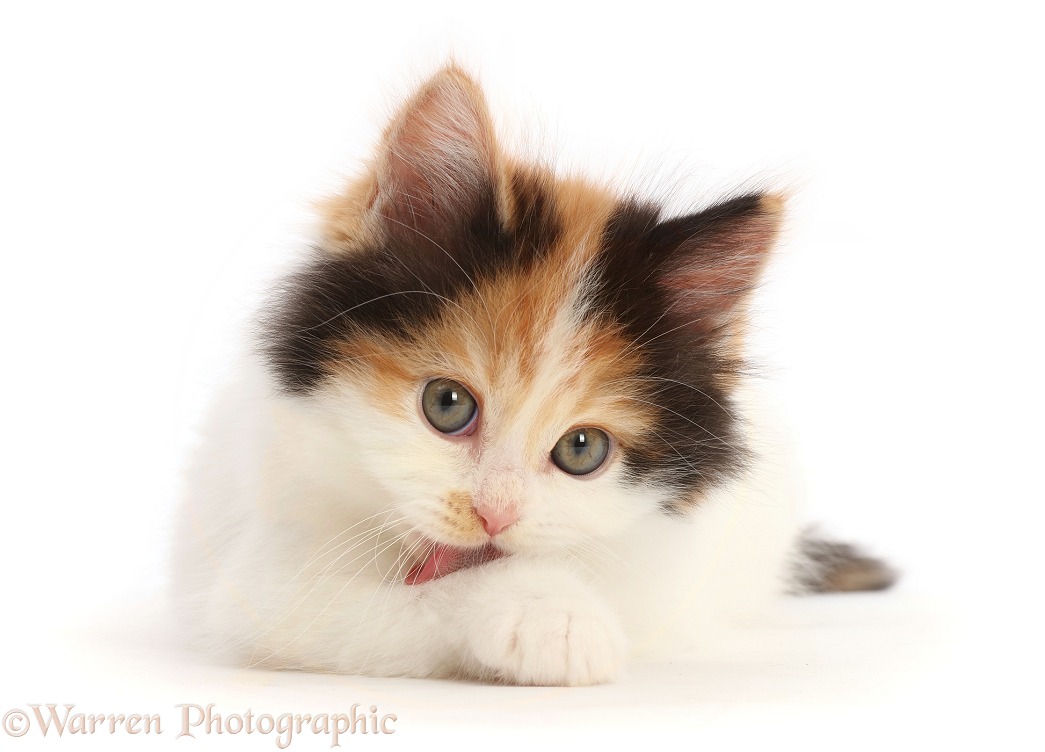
(653, 193, 784, 338)
(321, 65, 501, 251)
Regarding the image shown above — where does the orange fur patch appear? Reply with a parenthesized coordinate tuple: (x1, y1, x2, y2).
(441, 490, 484, 539)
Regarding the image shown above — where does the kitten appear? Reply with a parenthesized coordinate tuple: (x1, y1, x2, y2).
(172, 65, 893, 686)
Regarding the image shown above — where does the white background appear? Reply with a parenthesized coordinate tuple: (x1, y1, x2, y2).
(1, 1, 1042, 749)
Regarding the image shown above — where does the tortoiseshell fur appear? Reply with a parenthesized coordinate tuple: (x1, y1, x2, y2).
(174, 65, 893, 686)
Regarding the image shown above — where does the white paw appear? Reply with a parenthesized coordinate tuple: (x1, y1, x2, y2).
(468, 592, 626, 686)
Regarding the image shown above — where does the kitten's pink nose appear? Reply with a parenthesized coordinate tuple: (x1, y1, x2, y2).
(475, 507, 519, 537)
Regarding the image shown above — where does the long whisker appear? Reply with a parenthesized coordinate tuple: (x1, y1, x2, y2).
(297, 290, 464, 333)
(350, 536, 432, 674)
(603, 375, 739, 421)
(248, 528, 413, 667)
(211, 510, 404, 654)
(615, 395, 740, 451)
(229, 514, 409, 657)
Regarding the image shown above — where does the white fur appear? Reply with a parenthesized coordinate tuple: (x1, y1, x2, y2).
(172, 349, 802, 685)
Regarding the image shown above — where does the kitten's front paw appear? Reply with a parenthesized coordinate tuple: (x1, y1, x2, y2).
(469, 593, 626, 686)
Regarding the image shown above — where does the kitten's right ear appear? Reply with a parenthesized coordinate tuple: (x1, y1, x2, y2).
(321, 66, 500, 252)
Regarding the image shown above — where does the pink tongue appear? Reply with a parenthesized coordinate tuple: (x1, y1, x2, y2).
(405, 543, 503, 585)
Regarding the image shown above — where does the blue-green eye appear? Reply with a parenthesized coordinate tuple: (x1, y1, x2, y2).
(551, 427, 610, 476)
(422, 379, 478, 435)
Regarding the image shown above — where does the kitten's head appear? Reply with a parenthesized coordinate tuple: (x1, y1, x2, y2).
(264, 66, 782, 576)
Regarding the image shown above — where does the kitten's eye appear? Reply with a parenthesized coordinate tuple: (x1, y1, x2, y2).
(421, 379, 478, 435)
(551, 427, 610, 476)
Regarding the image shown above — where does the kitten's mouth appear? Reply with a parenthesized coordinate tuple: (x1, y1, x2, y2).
(404, 540, 505, 585)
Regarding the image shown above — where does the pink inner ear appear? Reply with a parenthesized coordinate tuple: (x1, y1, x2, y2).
(373, 68, 497, 240)
(662, 251, 766, 317)
(658, 200, 782, 331)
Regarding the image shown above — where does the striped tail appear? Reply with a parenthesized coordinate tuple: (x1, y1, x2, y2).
(790, 528, 898, 594)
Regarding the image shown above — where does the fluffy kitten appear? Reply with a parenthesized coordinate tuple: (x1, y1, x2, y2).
(173, 65, 893, 686)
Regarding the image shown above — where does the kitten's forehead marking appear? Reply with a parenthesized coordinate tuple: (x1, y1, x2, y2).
(442, 261, 651, 465)
(478, 279, 595, 458)
(406, 172, 643, 461)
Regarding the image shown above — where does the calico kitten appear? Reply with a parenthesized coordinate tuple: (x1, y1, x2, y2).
(173, 65, 893, 686)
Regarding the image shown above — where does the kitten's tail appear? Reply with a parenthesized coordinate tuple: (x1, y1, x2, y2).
(789, 527, 898, 594)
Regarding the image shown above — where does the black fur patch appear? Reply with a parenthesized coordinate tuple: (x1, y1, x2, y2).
(588, 199, 754, 509)
(508, 168, 561, 265)
(263, 173, 560, 393)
